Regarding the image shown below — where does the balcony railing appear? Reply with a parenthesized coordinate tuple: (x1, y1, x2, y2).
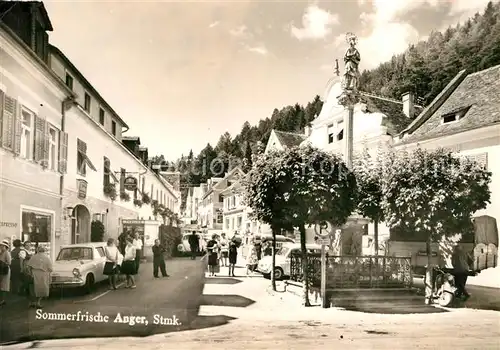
(290, 253, 413, 289)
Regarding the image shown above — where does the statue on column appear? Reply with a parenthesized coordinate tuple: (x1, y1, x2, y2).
(341, 32, 360, 91)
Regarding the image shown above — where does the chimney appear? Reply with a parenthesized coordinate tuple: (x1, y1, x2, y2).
(304, 126, 312, 137)
(402, 92, 415, 118)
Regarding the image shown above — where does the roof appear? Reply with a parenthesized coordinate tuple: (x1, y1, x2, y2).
(49, 44, 130, 129)
(122, 136, 141, 143)
(398, 65, 500, 144)
(0, 1, 53, 31)
(202, 167, 245, 200)
(361, 96, 419, 135)
(273, 130, 306, 148)
(220, 180, 243, 196)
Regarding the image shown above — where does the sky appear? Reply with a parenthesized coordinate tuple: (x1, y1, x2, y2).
(43, 0, 492, 160)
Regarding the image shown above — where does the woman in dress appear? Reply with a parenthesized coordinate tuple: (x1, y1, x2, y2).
(103, 238, 119, 290)
(228, 240, 238, 277)
(0, 239, 12, 306)
(122, 239, 137, 288)
(246, 244, 258, 276)
(25, 246, 53, 308)
(206, 235, 219, 277)
(10, 239, 24, 294)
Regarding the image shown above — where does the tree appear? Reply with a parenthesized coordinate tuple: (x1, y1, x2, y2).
(244, 145, 357, 304)
(353, 146, 385, 256)
(381, 147, 491, 302)
(243, 141, 253, 172)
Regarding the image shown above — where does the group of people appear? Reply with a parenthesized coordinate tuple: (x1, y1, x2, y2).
(206, 233, 240, 277)
(0, 239, 53, 308)
(103, 231, 170, 290)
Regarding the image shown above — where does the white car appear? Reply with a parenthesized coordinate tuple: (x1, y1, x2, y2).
(51, 242, 109, 293)
(257, 243, 322, 280)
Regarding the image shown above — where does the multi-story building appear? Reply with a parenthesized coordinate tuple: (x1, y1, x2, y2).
(0, 2, 75, 259)
(47, 45, 179, 243)
(198, 177, 223, 229)
(184, 185, 203, 224)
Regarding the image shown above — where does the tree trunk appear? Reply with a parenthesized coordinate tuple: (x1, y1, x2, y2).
(299, 224, 311, 307)
(373, 220, 379, 256)
(425, 235, 433, 304)
(271, 225, 279, 291)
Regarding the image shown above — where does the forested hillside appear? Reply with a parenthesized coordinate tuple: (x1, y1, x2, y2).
(155, 1, 500, 211)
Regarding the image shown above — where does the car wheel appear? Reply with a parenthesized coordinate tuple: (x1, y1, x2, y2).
(83, 274, 95, 294)
(273, 267, 284, 280)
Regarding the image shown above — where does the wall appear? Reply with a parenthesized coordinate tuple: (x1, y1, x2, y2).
(49, 53, 123, 141)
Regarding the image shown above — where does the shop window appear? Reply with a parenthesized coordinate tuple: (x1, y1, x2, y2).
(21, 209, 52, 255)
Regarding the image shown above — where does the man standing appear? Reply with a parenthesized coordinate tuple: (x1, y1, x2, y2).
(188, 232, 199, 260)
(152, 239, 169, 278)
(452, 244, 472, 300)
(132, 232, 143, 274)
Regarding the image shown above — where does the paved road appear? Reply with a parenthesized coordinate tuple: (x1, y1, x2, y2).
(0, 258, 206, 343)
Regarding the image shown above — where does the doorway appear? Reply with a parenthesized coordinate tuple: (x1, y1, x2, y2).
(71, 205, 91, 244)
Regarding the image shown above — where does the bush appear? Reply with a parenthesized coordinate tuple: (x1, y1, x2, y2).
(91, 220, 105, 242)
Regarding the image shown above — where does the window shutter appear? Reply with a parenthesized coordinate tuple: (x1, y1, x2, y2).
(34, 116, 46, 162)
(58, 131, 68, 173)
(77, 139, 87, 153)
(0, 90, 4, 144)
(43, 121, 50, 167)
(13, 104, 22, 155)
(2, 95, 17, 150)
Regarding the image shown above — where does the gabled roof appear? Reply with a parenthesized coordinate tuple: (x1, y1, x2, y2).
(220, 180, 243, 196)
(361, 96, 420, 135)
(398, 65, 500, 144)
(202, 167, 245, 200)
(273, 130, 306, 148)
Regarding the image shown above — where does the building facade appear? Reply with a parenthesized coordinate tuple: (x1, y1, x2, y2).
(47, 46, 179, 243)
(0, 3, 75, 259)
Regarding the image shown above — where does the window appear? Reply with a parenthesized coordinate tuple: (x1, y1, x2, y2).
(111, 120, 117, 136)
(441, 106, 471, 124)
(84, 92, 91, 112)
(217, 211, 223, 224)
(225, 218, 229, 230)
(237, 216, 242, 229)
(20, 107, 34, 159)
(327, 124, 335, 144)
(218, 194, 224, 203)
(96, 247, 106, 258)
(65, 73, 73, 90)
(48, 125, 58, 170)
(77, 139, 87, 176)
(103, 157, 110, 185)
(57, 247, 92, 261)
(337, 129, 344, 141)
(21, 209, 52, 251)
(99, 108, 105, 125)
(442, 114, 458, 123)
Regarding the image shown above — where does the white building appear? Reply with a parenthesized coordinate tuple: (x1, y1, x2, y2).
(48, 45, 179, 243)
(184, 185, 203, 224)
(0, 4, 74, 259)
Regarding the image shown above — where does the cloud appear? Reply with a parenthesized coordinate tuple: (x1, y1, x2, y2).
(208, 21, 220, 28)
(229, 25, 251, 38)
(290, 5, 339, 41)
(449, 0, 492, 22)
(245, 44, 268, 56)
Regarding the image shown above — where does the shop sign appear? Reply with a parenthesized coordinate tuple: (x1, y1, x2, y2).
(124, 176, 138, 191)
(77, 179, 88, 199)
(0, 221, 18, 228)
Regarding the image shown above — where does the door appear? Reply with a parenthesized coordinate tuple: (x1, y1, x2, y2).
(94, 246, 107, 282)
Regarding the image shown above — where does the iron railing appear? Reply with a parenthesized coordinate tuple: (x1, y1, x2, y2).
(290, 252, 413, 289)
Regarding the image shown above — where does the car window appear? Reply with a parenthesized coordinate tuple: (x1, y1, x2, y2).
(96, 247, 105, 258)
(57, 247, 93, 261)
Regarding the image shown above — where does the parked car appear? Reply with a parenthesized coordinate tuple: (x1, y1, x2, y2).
(50, 242, 108, 293)
(257, 243, 321, 280)
(242, 234, 295, 259)
(177, 232, 206, 253)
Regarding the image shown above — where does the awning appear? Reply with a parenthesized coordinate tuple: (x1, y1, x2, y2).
(78, 151, 97, 172)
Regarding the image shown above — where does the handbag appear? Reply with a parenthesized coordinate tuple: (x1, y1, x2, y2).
(0, 260, 9, 275)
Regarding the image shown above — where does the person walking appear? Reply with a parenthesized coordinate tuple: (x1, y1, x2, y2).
(206, 235, 219, 277)
(0, 239, 12, 306)
(25, 246, 52, 308)
(122, 239, 137, 288)
(228, 240, 238, 277)
(103, 238, 119, 290)
(10, 239, 24, 294)
(132, 232, 143, 274)
(452, 244, 472, 300)
(152, 239, 169, 278)
(246, 243, 258, 276)
(20, 241, 32, 296)
(188, 232, 199, 260)
(219, 233, 229, 267)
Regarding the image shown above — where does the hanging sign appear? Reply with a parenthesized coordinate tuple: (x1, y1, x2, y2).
(124, 176, 138, 191)
(77, 179, 88, 199)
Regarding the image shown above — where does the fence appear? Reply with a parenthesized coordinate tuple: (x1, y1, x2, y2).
(290, 253, 413, 289)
